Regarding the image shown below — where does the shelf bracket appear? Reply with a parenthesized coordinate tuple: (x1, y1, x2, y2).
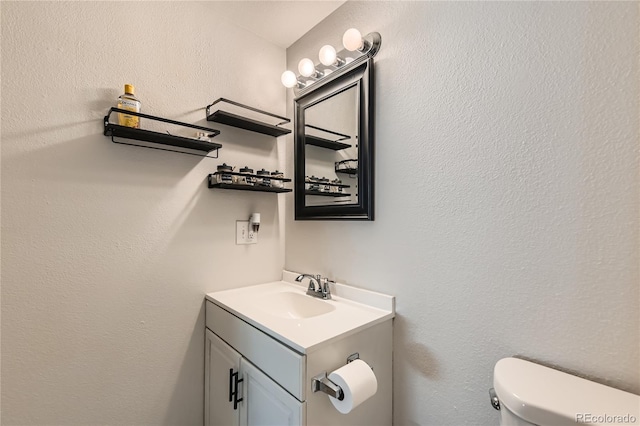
(109, 136, 219, 159)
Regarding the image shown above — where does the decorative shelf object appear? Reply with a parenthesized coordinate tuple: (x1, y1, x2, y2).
(335, 159, 358, 175)
(304, 124, 351, 150)
(207, 172, 292, 193)
(104, 108, 222, 158)
(206, 98, 291, 137)
(305, 190, 352, 197)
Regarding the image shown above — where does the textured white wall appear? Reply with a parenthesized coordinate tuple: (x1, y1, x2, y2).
(285, 2, 639, 425)
(1, 2, 286, 424)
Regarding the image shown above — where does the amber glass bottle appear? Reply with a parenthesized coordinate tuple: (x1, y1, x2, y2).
(117, 84, 141, 128)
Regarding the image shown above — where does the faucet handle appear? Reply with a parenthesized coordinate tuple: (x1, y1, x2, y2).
(321, 278, 334, 299)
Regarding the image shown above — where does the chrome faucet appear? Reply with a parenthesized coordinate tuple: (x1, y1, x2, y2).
(295, 274, 333, 300)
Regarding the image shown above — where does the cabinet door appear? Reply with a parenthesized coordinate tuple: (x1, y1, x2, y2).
(205, 329, 242, 426)
(239, 358, 304, 426)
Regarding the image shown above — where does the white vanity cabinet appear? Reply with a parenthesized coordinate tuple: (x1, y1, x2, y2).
(240, 358, 303, 426)
(205, 276, 394, 426)
(205, 330, 240, 426)
(205, 329, 303, 426)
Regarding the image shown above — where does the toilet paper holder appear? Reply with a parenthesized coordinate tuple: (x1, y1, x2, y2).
(311, 353, 361, 401)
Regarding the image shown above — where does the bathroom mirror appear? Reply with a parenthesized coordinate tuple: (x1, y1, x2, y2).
(294, 57, 374, 220)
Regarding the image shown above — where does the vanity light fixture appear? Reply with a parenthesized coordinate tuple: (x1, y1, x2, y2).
(343, 28, 364, 51)
(281, 71, 302, 89)
(281, 27, 381, 92)
(319, 45, 341, 67)
(298, 58, 323, 79)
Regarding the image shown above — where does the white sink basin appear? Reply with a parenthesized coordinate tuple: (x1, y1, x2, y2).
(206, 272, 395, 353)
(258, 291, 336, 319)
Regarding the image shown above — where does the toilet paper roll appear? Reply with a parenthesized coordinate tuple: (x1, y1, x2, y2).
(327, 359, 378, 414)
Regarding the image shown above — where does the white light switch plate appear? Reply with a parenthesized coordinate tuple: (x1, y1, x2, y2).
(236, 221, 257, 245)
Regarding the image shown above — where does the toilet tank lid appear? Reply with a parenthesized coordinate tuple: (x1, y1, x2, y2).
(493, 357, 639, 426)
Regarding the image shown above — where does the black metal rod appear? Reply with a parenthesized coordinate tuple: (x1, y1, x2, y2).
(111, 138, 219, 159)
(206, 98, 290, 124)
(306, 180, 351, 188)
(208, 183, 292, 193)
(305, 124, 351, 141)
(106, 108, 221, 136)
(335, 159, 357, 166)
(305, 191, 352, 197)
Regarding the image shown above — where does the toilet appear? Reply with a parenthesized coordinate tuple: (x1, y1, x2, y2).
(492, 357, 640, 425)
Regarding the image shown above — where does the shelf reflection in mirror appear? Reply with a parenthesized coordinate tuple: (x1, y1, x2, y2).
(304, 85, 358, 207)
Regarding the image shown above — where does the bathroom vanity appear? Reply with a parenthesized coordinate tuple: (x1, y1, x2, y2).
(204, 271, 394, 426)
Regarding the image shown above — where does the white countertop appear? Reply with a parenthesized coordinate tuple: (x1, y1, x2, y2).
(206, 273, 395, 354)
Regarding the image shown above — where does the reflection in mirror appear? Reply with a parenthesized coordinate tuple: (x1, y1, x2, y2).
(304, 86, 358, 206)
(294, 57, 373, 220)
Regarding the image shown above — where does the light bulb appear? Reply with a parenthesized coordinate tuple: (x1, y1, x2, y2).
(298, 58, 316, 77)
(319, 45, 337, 66)
(343, 28, 363, 51)
(281, 70, 297, 88)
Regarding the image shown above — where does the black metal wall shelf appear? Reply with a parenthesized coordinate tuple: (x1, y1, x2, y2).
(206, 98, 291, 137)
(207, 172, 292, 193)
(209, 171, 291, 182)
(320, 182, 351, 188)
(305, 190, 352, 197)
(336, 168, 358, 175)
(305, 136, 352, 150)
(306, 180, 350, 189)
(335, 160, 358, 175)
(104, 108, 222, 158)
(304, 124, 351, 150)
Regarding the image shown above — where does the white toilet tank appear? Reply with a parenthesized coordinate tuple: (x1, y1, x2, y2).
(492, 357, 639, 426)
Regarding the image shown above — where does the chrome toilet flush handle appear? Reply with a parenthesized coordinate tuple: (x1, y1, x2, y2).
(489, 388, 501, 410)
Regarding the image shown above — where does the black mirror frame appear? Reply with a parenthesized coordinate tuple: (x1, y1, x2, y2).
(294, 57, 374, 220)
